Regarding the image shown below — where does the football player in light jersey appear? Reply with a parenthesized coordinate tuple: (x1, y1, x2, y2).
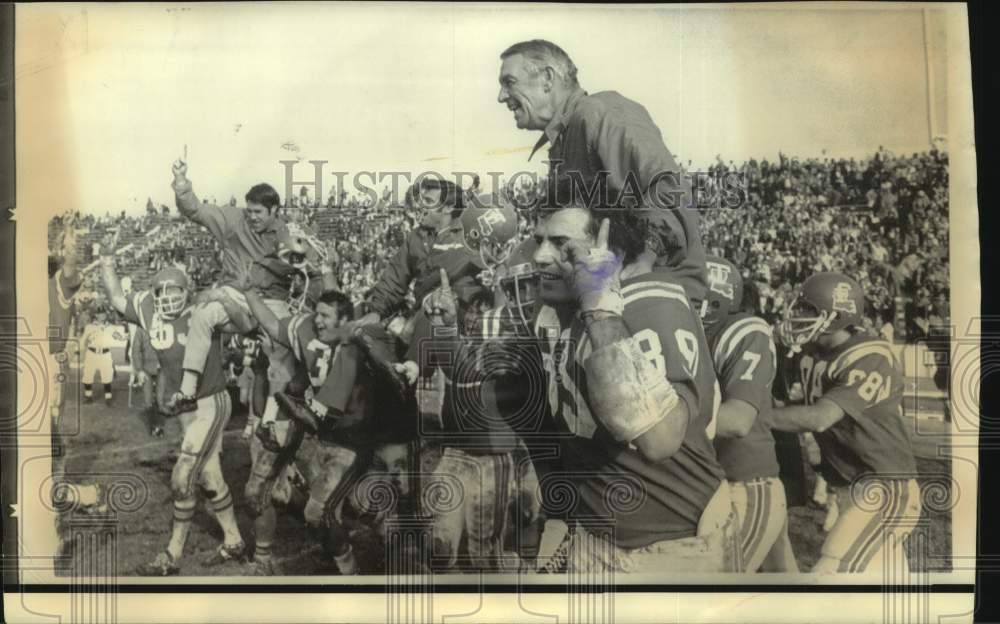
(100, 250, 248, 576)
(772, 272, 921, 574)
(699, 256, 797, 572)
(48, 219, 83, 436)
(80, 309, 123, 405)
(47, 217, 103, 512)
(528, 190, 736, 573)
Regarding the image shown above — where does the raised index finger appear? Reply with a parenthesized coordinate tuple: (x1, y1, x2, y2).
(439, 268, 451, 292)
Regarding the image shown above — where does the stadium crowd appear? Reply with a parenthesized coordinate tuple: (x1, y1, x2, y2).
(50, 147, 949, 345)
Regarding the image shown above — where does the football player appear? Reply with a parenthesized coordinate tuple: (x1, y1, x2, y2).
(772, 272, 921, 574)
(405, 201, 548, 572)
(48, 218, 82, 432)
(47, 216, 103, 512)
(415, 273, 544, 571)
(700, 256, 796, 572)
(219, 270, 410, 575)
(100, 247, 248, 575)
(528, 191, 736, 573)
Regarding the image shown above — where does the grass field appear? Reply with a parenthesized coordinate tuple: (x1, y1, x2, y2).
(55, 371, 953, 577)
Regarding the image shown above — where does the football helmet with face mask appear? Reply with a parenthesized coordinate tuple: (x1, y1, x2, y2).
(462, 195, 520, 278)
(777, 272, 866, 348)
(151, 266, 189, 319)
(277, 223, 326, 313)
(494, 238, 540, 330)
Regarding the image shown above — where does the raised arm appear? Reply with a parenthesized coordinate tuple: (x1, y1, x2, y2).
(171, 159, 229, 241)
(61, 216, 79, 280)
(98, 235, 127, 316)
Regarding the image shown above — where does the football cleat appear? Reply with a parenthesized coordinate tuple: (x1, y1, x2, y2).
(203, 541, 248, 567)
(136, 551, 180, 577)
(246, 558, 276, 576)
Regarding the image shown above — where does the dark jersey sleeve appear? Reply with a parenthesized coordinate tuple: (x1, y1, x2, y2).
(367, 231, 418, 317)
(58, 269, 83, 301)
(122, 291, 154, 329)
(715, 321, 777, 413)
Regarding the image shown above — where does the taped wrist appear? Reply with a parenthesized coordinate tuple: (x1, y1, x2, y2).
(583, 337, 679, 443)
(579, 289, 624, 315)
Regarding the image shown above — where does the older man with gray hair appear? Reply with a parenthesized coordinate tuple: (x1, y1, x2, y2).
(497, 39, 706, 299)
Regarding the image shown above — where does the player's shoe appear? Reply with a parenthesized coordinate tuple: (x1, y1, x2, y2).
(247, 558, 276, 576)
(136, 551, 180, 576)
(203, 541, 249, 567)
(537, 520, 571, 574)
(274, 392, 321, 434)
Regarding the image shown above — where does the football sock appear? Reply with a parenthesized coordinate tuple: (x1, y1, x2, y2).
(83, 383, 93, 398)
(261, 396, 279, 425)
(103, 383, 112, 400)
(254, 506, 278, 561)
(208, 485, 243, 546)
(167, 498, 197, 560)
(180, 370, 200, 397)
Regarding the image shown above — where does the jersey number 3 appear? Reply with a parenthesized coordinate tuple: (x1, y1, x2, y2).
(306, 339, 333, 387)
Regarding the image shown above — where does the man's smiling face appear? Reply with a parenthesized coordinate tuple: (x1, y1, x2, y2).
(497, 53, 555, 131)
(532, 207, 592, 306)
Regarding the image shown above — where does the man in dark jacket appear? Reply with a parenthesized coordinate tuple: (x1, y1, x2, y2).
(497, 39, 706, 300)
(357, 178, 486, 329)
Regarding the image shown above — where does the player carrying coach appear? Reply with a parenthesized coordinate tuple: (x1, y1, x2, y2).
(497, 39, 706, 300)
(169, 159, 297, 411)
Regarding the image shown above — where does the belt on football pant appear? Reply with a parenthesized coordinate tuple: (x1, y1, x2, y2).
(88, 348, 110, 354)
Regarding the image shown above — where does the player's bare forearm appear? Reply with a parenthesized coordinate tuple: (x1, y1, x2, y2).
(633, 399, 687, 461)
(715, 400, 758, 438)
(771, 399, 845, 433)
(244, 290, 281, 344)
(99, 256, 127, 315)
(582, 312, 631, 349)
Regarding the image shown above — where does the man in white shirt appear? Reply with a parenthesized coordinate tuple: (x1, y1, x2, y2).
(81, 310, 124, 404)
